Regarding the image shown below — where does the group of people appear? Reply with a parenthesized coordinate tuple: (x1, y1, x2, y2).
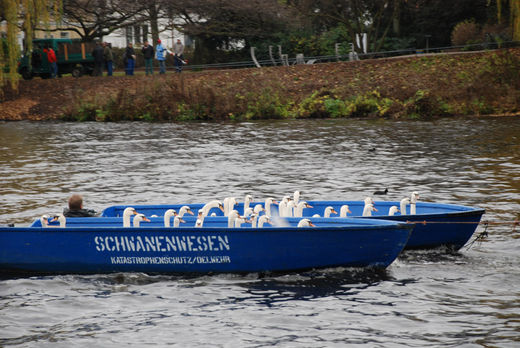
(125, 38, 185, 76)
(91, 41, 114, 76)
(31, 45, 58, 78)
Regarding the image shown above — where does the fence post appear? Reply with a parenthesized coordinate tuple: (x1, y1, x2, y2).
(269, 45, 277, 66)
(335, 43, 341, 61)
(250, 47, 261, 68)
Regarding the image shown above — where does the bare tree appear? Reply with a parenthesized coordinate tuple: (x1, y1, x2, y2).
(54, 0, 149, 41)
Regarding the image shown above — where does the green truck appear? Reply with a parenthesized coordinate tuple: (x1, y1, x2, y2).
(18, 38, 96, 79)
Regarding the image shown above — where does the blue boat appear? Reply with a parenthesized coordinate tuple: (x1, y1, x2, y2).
(101, 200, 484, 250)
(0, 217, 412, 275)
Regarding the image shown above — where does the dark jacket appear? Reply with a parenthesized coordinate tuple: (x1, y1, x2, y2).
(125, 46, 136, 61)
(63, 208, 98, 218)
(92, 46, 104, 63)
(142, 45, 154, 59)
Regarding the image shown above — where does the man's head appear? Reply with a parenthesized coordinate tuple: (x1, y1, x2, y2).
(144, 40, 149, 46)
(177, 39, 182, 44)
(68, 194, 83, 210)
(157, 39, 161, 44)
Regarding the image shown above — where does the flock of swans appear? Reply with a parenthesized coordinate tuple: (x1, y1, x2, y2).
(40, 190, 420, 229)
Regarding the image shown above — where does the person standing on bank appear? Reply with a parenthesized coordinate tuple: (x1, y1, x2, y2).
(173, 38, 185, 73)
(43, 44, 58, 78)
(103, 42, 113, 76)
(155, 39, 167, 74)
(142, 40, 154, 75)
(63, 194, 98, 217)
(124, 42, 136, 75)
(91, 41, 104, 76)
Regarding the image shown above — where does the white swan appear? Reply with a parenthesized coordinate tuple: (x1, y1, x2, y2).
(364, 197, 375, 205)
(264, 197, 278, 217)
(51, 214, 66, 228)
(173, 216, 185, 228)
(253, 204, 265, 215)
(244, 207, 254, 218)
(298, 218, 315, 227)
(294, 201, 313, 217)
(410, 192, 420, 215)
(228, 210, 241, 228)
(278, 196, 291, 217)
(312, 213, 320, 217)
(286, 200, 296, 217)
(201, 200, 224, 217)
(324, 206, 338, 218)
(258, 215, 271, 228)
(234, 216, 248, 228)
(293, 191, 301, 206)
(400, 198, 410, 216)
(223, 197, 238, 216)
(195, 210, 204, 228)
(340, 205, 352, 217)
(133, 214, 150, 227)
(243, 194, 253, 215)
(362, 203, 377, 216)
(123, 207, 138, 227)
(388, 206, 400, 216)
(178, 206, 194, 217)
(164, 209, 177, 227)
(40, 215, 51, 227)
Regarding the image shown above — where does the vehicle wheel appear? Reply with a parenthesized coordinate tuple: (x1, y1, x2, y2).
(20, 68, 33, 80)
(71, 67, 82, 78)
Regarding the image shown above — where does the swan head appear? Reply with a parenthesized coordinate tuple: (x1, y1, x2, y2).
(123, 207, 138, 216)
(297, 218, 315, 227)
(165, 209, 177, 217)
(253, 204, 265, 214)
(365, 203, 377, 212)
(410, 191, 420, 202)
(49, 214, 66, 227)
(133, 214, 150, 227)
(266, 198, 279, 206)
(174, 216, 186, 224)
(324, 206, 338, 216)
(400, 197, 411, 205)
(258, 215, 271, 226)
(298, 201, 313, 209)
(388, 206, 400, 215)
(244, 207, 254, 218)
(179, 206, 194, 216)
(364, 197, 375, 205)
(340, 205, 352, 215)
(40, 215, 50, 227)
(244, 194, 253, 203)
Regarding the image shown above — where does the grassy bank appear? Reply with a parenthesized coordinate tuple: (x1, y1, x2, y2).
(2, 48, 520, 121)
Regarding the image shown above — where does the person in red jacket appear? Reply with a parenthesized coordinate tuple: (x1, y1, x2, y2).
(43, 45, 57, 78)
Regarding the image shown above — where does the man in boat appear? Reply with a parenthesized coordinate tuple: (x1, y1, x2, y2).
(63, 194, 98, 217)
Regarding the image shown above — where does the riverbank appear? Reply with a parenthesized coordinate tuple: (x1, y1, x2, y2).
(1, 48, 519, 121)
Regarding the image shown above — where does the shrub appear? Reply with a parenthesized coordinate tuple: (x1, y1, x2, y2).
(451, 20, 481, 47)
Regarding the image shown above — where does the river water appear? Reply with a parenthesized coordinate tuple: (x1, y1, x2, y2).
(0, 118, 519, 347)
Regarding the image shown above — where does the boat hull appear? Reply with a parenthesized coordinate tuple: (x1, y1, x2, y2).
(0, 220, 412, 275)
(101, 201, 485, 250)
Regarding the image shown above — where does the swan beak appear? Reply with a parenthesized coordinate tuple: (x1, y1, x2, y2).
(49, 216, 59, 223)
(306, 204, 313, 208)
(273, 201, 279, 205)
(309, 221, 316, 227)
(179, 218, 186, 224)
(187, 209, 194, 215)
(331, 209, 338, 215)
(348, 209, 352, 214)
(373, 207, 378, 212)
(143, 216, 151, 222)
(218, 204, 225, 212)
